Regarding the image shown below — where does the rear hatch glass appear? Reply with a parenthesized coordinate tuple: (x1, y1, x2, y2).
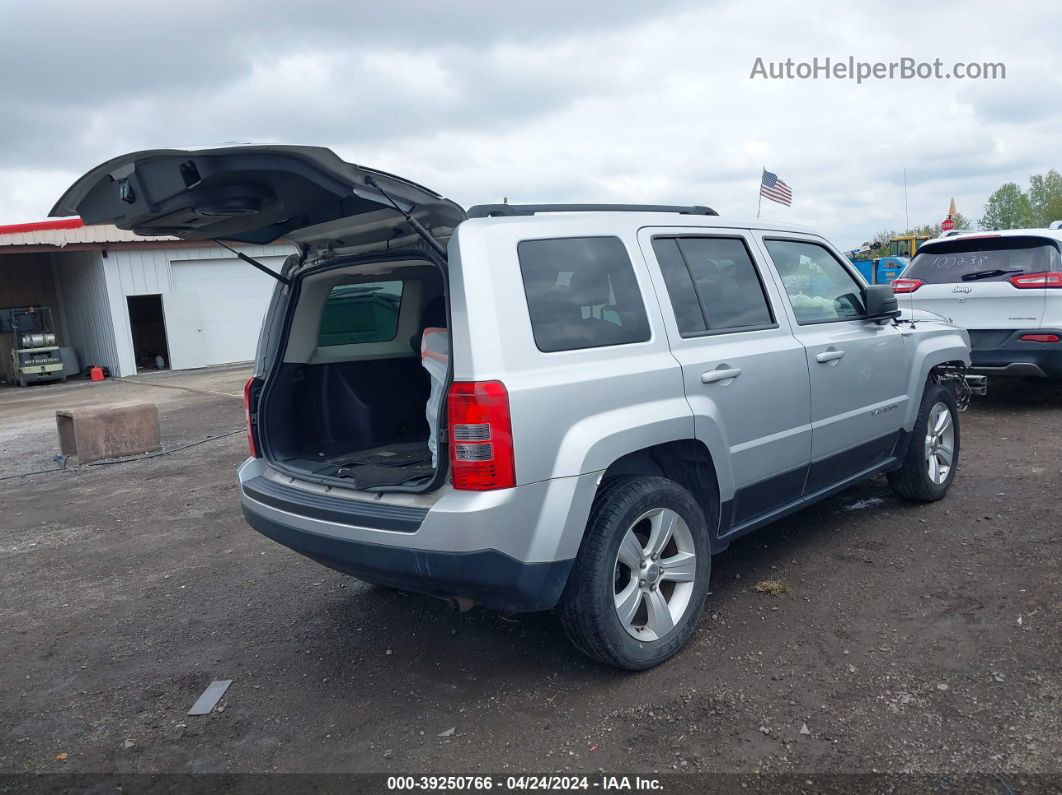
(906, 236, 1062, 283)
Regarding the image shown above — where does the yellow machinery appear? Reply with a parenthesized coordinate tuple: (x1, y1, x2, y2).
(887, 234, 931, 260)
(1, 306, 65, 386)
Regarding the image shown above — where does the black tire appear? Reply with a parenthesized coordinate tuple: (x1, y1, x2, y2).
(557, 476, 712, 670)
(887, 382, 960, 501)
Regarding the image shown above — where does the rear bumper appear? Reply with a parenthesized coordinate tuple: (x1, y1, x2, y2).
(968, 329, 1062, 378)
(237, 458, 597, 612)
(243, 507, 572, 611)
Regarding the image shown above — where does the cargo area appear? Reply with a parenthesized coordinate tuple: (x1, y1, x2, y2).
(259, 258, 448, 491)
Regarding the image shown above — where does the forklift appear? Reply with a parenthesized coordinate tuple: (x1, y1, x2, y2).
(886, 233, 931, 260)
(0, 306, 66, 386)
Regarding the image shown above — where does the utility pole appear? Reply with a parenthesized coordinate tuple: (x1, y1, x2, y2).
(903, 168, 910, 232)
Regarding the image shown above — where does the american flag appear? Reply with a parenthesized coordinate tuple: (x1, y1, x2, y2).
(760, 170, 792, 206)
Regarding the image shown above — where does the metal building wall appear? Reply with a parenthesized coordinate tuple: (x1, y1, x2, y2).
(103, 243, 294, 376)
(51, 250, 120, 375)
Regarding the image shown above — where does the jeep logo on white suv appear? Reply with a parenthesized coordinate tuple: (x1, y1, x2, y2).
(952, 286, 972, 293)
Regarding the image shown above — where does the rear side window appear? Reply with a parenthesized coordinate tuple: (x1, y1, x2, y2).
(906, 236, 1062, 283)
(318, 280, 403, 346)
(763, 239, 866, 324)
(518, 237, 651, 352)
(653, 237, 774, 335)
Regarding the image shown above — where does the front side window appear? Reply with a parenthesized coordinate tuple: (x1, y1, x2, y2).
(653, 236, 774, 335)
(764, 239, 866, 324)
(318, 280, 404, 346)
(518, 237, 651, 352)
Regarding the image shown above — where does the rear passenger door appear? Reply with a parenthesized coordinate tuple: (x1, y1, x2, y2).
(755, 234, 908, 494)
(639, 228, 812, 530)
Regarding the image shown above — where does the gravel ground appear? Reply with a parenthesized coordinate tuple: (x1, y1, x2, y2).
(0, 369, 1059, 782)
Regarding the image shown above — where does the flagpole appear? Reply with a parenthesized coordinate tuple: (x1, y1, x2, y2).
(903, 168, 910, 232)
(757, 166, 764, 218)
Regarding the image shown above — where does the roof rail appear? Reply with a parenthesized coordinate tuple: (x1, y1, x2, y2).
(1048, 220, 1062, 230)
(467, 203, 718, 218)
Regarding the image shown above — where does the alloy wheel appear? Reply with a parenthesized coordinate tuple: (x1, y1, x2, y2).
(924, 402, 955, 485)
(613, 508, 697, 641)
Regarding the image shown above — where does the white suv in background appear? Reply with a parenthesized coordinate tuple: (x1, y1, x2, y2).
(892, 228, 1062, 381)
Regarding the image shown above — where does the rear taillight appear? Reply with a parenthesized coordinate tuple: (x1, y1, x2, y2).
(891, 278, 924, 294)
(447, 380, 515, 491)
(1020, 333, 1061, 343)
(1009, 271, 1062, 289)
(244, 377, 262, 458)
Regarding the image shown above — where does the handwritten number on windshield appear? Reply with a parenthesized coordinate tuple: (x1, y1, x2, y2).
(930, 254, 990, 270)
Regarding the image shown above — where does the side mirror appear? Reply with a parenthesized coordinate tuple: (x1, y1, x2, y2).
(864, 284, 901, 321)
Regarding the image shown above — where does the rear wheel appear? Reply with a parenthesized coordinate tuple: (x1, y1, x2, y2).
(558, 476, 711, 670)
(888, 382, 960, 501)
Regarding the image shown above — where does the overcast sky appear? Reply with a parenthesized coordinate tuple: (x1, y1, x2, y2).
(2, 0, 1059, 247)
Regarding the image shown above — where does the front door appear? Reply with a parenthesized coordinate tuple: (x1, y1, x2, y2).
(756, 234, 908, 495)
(639, 228, 812, 530)
(162, 291, 207, 370)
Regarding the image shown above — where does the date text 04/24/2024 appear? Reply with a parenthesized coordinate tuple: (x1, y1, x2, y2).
(386, 775, 663, 791)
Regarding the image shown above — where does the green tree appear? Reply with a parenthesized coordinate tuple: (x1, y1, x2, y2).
(1028, 169, 1062, 226)
(1044, 195, 1062, 226)
(950, 211, 972, 231)
(908, 224, 938, 238)
(979, 183, 1034, 230)
(867, 227, 896, 258)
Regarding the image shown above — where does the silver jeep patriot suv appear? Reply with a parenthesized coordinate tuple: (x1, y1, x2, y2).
(54, 145, 973, 669)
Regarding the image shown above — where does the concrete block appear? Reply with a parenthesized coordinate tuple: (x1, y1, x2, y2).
(56, 403, 161, 464)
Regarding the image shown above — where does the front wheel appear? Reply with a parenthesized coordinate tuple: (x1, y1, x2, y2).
(888, 382, 960, 501)
(558, 476, 711, 670)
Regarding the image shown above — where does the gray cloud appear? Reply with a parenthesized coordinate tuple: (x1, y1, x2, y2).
(1, 0, 1058, 247)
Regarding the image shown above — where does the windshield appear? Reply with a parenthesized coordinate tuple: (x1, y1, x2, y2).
(890, 239, 912, 258)
(905, 236, 1062, 283)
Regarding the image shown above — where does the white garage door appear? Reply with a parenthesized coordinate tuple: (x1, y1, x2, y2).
(163, 257, 283, 370)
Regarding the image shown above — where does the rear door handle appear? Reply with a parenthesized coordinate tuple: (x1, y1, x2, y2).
(701, 367, 742, 384)
(815, 349, 846, 364)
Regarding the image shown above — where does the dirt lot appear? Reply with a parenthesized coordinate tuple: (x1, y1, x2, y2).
(0, 368, 1059, 780)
